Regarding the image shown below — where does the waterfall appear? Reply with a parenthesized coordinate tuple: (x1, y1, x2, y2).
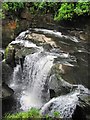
(9, 38, 57, 111)
(9, 65, 21, 89)
(6, 28, 89, 119)
(20, 51, 56, 110)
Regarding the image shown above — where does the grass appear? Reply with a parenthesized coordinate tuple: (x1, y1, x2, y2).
(3, 108, 41, 120)
(2, 108, 61, 120)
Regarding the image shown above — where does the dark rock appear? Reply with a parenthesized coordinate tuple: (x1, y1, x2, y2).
(1, 82, 14, 100)
(0, 51, 4, 61)
(49, 64, 74, 96)
(49, 89, 56, 99)
(2, 20, 17, 48)
(20, 55, 25, 70)
(78, 94, 90, 119)
(2, 60, 13, 83)
(15, 47, 37, 59)
(50, 56, 90, 89)
(72, 105, 86, 120)
(4, 40, 38, 68)
(43, 43, 53, 51)
(20, 8, 31, 20)
(49, 74, 72, 96)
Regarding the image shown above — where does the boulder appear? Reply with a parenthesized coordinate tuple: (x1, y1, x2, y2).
(49, 74, 72, 97)
(49, 63, 75, 97)
(4, 39, 39, 67)
(1, 82, 14, 100)
(2, 60, 13, 83)
(50, 54, 89, 89)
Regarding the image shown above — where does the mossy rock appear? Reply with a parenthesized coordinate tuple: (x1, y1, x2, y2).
(4, 42, 38, 67)
(4, 45, 15, 67)
(15, 47, 37, 59)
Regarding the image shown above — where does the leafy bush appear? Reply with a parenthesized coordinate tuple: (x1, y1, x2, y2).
(53, 111, 60, 118)
(3, 108, 40, 120)
(2, 108, 61, 120)
(2, 2, 24, 11)
(1, 2, 25, 19)
(54, 3, 74, 21)
(74, 2, 90, 16)
(54, 2, 90, 21)
(1, 2, 90, 21)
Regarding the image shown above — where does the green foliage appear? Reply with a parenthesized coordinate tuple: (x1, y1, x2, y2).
(27, 108, 40, 118)
(53, 111, 60, 118)
(4, 46, 9, 60)
(1, 2, 90, 21)
(29, 2, 60, 14)
(74, 2, 90, 16)
(0, 9, 5, 19)
(2, 108, 61, 120)
(54, 3, 74, 21)
(1, 2, 25, 19)
(2, 2, 24, 11)
(3, 108, 40, 120)
(54, 2, 90, 21)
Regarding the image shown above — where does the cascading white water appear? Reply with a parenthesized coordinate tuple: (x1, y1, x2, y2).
(9, 65, 21, 89)
(20, 51, 57, 110)
(41, 85, 89, 118)
(41, 92, 78, 118)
